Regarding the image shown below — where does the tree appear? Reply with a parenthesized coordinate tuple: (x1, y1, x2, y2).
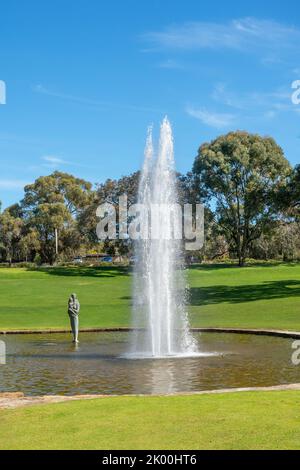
(78, 172, 140, 255)
(281, 164, 300, 217)
(17, 228, 40, 262)
(0, 209, 23, 265)
(22, 172, 93, 264)
(193, 131, 291, 266)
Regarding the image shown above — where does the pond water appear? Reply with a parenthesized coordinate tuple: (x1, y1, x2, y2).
(0, 332, 299, 396)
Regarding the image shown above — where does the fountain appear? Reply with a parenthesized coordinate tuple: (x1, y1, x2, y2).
(131, 117, 197, 357)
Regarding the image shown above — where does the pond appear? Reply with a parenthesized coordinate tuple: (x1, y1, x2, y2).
(0, 332, 299, 396)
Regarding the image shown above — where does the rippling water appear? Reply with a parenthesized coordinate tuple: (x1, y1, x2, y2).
(0, 332, 299, 396)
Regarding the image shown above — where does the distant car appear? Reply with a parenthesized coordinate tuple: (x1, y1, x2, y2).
(73, 257, 83, 264)
(101, 256, 113, 262)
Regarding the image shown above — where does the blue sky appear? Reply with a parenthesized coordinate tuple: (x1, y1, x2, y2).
(1, 0, 300, 208)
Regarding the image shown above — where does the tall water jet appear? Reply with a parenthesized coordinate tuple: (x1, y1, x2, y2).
(131, 117, 196, 357)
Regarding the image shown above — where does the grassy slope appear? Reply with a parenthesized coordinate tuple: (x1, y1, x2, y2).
(1, 391, 300, 449)
(0, 266, 131, 330)
(189, 263, 300, 330)
(0, 262, 300, 331)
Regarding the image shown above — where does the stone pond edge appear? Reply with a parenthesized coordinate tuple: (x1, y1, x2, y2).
(1, 326, 300, 338)
(1, 383, 300, 409)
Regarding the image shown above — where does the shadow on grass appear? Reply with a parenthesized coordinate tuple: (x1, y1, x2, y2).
(189, 279, 300, 306)
(188, 262, 300, 271)
(28, 266, 130, 278)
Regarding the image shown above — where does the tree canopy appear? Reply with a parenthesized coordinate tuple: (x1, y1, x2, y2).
(193, 131, 291, 266)
(1, 132, 299, 266)
(21, 172, 93, 264)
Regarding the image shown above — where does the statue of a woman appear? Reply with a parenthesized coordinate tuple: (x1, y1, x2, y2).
(68, 293, 80, 343)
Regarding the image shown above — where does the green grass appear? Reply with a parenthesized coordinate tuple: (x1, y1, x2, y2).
(0, 262, 300, 331)
(0, 266, 131, 330)
(189, 262, 300, 330)
(1, 391, 300, 449)
(1, 265, 300, 450)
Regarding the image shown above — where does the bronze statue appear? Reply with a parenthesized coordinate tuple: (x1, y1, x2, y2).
(68, 293, 80, 342)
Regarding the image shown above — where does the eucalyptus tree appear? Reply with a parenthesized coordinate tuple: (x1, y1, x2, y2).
(193, 131, 291, 266)
(0, 208, 23, 265)
(22, 171, 93, 264)
(283, 164, 300, 217)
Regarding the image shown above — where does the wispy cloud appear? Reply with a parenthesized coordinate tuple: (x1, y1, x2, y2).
(41, 155, 68, 168)
(186, 106, 236, 128)
(211, 83, 245, 109)
(187, 82, 296, 129)
(37, 155, 94, 171)
(211, 82, 293, 117)
(144, 17, 300, 55)
(157, 59, 183, 69)
(0, 179, 28, 190)
(0, 132, 42, 147)
(34, 84, 162, 113)
(263, 110, 277, 119)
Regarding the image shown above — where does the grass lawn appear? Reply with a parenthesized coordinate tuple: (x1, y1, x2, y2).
(0, 262, 300, 331)
(188, 262, 300, 330)
(1, 391, 300, 449)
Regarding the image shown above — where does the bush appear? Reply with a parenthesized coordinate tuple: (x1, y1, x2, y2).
(33, 254, 42, 266)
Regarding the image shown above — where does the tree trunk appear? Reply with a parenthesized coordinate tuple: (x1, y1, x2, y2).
(238, 256, 245, 267)
(238, 240, 246, 266)
(237, 241, 245, 267)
